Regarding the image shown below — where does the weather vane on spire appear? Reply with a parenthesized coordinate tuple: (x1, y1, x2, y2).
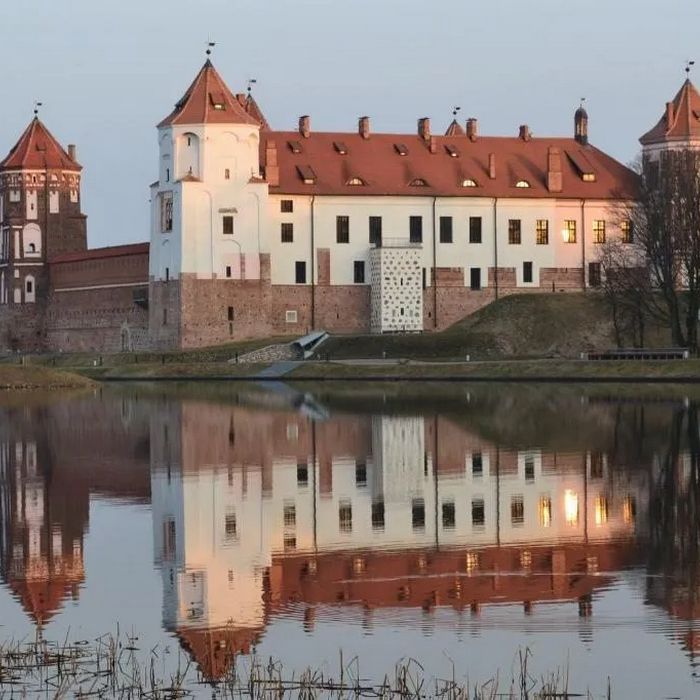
(452, 106, 461, 118)
(206, 39, 216, 57)
(686, 59, 695, 76)
(247, 78, 257, 95)
(33, 101, 42, 117)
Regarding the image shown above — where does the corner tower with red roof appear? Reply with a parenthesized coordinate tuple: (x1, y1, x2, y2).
(148, 59, 270, 348)
(0, 116, 87, 350)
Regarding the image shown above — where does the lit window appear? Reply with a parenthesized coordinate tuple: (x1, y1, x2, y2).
(563, 220, 577, 244)
(539, 496, 552, 527)
(582, 173, 596, 182)
(536, 220, 549, 245)
(445, 144, 459, 158)
(593, 220, 606, 244)
(333, 141, 348, 155)
(394, 143, 409, 156)
(621, 220, 634, 244)
(564, 490, 579, 526)
(346, 177, 365, 186)
(594, 495, 608, 526)
(508, 219, 522, 245)
(515, 180, 530, 188)
(461, 178, 478, 187)
(623, 495, 636, 524)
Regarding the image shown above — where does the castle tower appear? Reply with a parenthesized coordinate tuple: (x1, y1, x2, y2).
(574, 103, 588, 145)
(0, 117, 87, 350)
(640, 78, 700, 159)
(149, 59, 270, 349)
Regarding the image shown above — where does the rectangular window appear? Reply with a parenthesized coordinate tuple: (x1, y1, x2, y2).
(508, 219, 521, 245)
(227, 306, 234, 322)
(412, 498, 426, 530)
(439, 216, 453, 243)
(369, 216, 382, 246)
(161, 193, 173, 233)
(295, 261, 306, 284)
(283, 503, 296, 527)
(471, 498, 485, 527)
(353, 260, 365, 284)
(470, 268, 481, 291)
(524, 455, 535, 481)
(165, 267, 170, 282)
(281, 222, 294, 243)
(225, 513, 237, 540)
(589, 262, 602, 288)
(355, 460, 367, 486)
(523, 261, 533, 284)
(297, 462, 308, 487)
(339, 501, 352, 532)
(539, 496, 552, 527)
(225, 265, 231, 278)
(336, 215, 350, 243)
(222, 215, 234, 235)
(371, 500, 385, 530)
(224, 168, 230, 180)
(409, 215, 423, 243)
(162, 308, 168, 326)
(442, 500, 456, 529)
(590, 452, 604, 478)
(281, 199, 294, 213)
(621, 219, 633, 244)
(469, 216, 482, 243)
(472, 452, 483, 476)
(593, 220, 606, 244)
(511, 495, 524, 525)
(536, 219, 549, 245)
(564, 220, 577, 243)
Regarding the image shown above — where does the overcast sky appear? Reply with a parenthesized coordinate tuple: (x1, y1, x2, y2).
(1, 0, 698, 248)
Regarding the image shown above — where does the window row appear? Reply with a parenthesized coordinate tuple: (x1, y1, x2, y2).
(276, 215, 634, 245)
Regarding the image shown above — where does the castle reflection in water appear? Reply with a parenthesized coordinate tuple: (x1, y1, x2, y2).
(1, 386, 699, 681)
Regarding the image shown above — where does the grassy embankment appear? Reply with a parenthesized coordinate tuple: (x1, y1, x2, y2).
(0, 365, 95, 390)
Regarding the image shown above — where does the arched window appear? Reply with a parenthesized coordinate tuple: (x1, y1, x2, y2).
(177, 132, 200, 179)
(346, 177, 365, 186)
(409, 178, 428, 187)
(515, 180, 531, 188)
(23, 223, 41, 256)
(461, 179, 478, 188)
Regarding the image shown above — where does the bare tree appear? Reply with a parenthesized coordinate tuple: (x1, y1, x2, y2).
(603, 149, 700, 350)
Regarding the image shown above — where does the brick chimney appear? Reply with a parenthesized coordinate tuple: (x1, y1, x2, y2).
(466, 118, 478, 141)
(418, 117, 431, 142)
(299, 115, 310, 139)
(547, 146, 562, 193)
(68, 144, 77, 161)
(429, 135, 437, 154)
(518, 125, 531, 142)
(265, 141, 279, 186)
(359, 116, 370, 139)
(666, 101, 675, 127)
(488, 153, 496, 179)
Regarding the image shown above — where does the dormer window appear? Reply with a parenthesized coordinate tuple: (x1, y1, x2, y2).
(296, 165, 317, 185)
(515, 180, 530, 188)
(209, 92, 227, 110)
(394, 144, 409, 156)
(461, 178, 478, 188)
(409, 178, 428, 187)
(288, 141, 303, 154)
(346, 177, 365, 186)
(445, 145, 459, 158)
(582, 173, 596, 182)
(334, 141, 348, 155)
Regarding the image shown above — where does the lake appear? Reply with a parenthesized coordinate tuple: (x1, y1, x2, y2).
(0, 381, 698, 697)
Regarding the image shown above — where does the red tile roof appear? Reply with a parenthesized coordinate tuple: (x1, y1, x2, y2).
(236, 92, 270, 130)
(640, 79, 700, 145)
(263, 130, 639, 199)
(50, 242, 149, 264)
(159, 60, 259, 128)
(445, 119, 466, 137)
(0, 118, 81, 171)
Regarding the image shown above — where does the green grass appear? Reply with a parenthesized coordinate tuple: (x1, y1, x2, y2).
(0, 365, 95, 389)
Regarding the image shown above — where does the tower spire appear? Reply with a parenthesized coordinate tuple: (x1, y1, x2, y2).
(686, 60, 695, 77)
(206, 39, 215, 58)
(33, 101, 42, 118)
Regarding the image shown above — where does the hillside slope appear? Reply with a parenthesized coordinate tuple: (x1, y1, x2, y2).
(318, 293, 669, 360)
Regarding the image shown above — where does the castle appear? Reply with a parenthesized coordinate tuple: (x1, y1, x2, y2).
(1, 59, 698, 352)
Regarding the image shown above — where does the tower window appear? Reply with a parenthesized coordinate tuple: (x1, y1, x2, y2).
(161, 193, 173, 232)
(222, 215, 234, 235)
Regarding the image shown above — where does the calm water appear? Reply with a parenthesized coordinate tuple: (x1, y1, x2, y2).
(1, 381, 700, 697)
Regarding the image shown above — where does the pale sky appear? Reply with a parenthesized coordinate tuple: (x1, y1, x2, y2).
(1, 0, 698, 248)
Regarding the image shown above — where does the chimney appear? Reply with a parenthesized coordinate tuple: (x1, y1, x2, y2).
(547, 146, 563, 193)
(518, 125, 531, 142)
(68, 144, 77, 161)
(264, 141, 279, 187)
(466, 118, 478, 142)
(359, 116, 370, 140)
(488, 153, 496, 179)
(429, 135, 437, 154)
(299, 115, 310, 139)
(666, 101, 675, 127)
(418, 117, 431, 142)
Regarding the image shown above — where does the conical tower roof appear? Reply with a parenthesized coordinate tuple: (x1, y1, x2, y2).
(159, 60, 259, 128)
(0, 117, 81, 171)
(640, 79, 700, 145)
(445, 119, 466, 137)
